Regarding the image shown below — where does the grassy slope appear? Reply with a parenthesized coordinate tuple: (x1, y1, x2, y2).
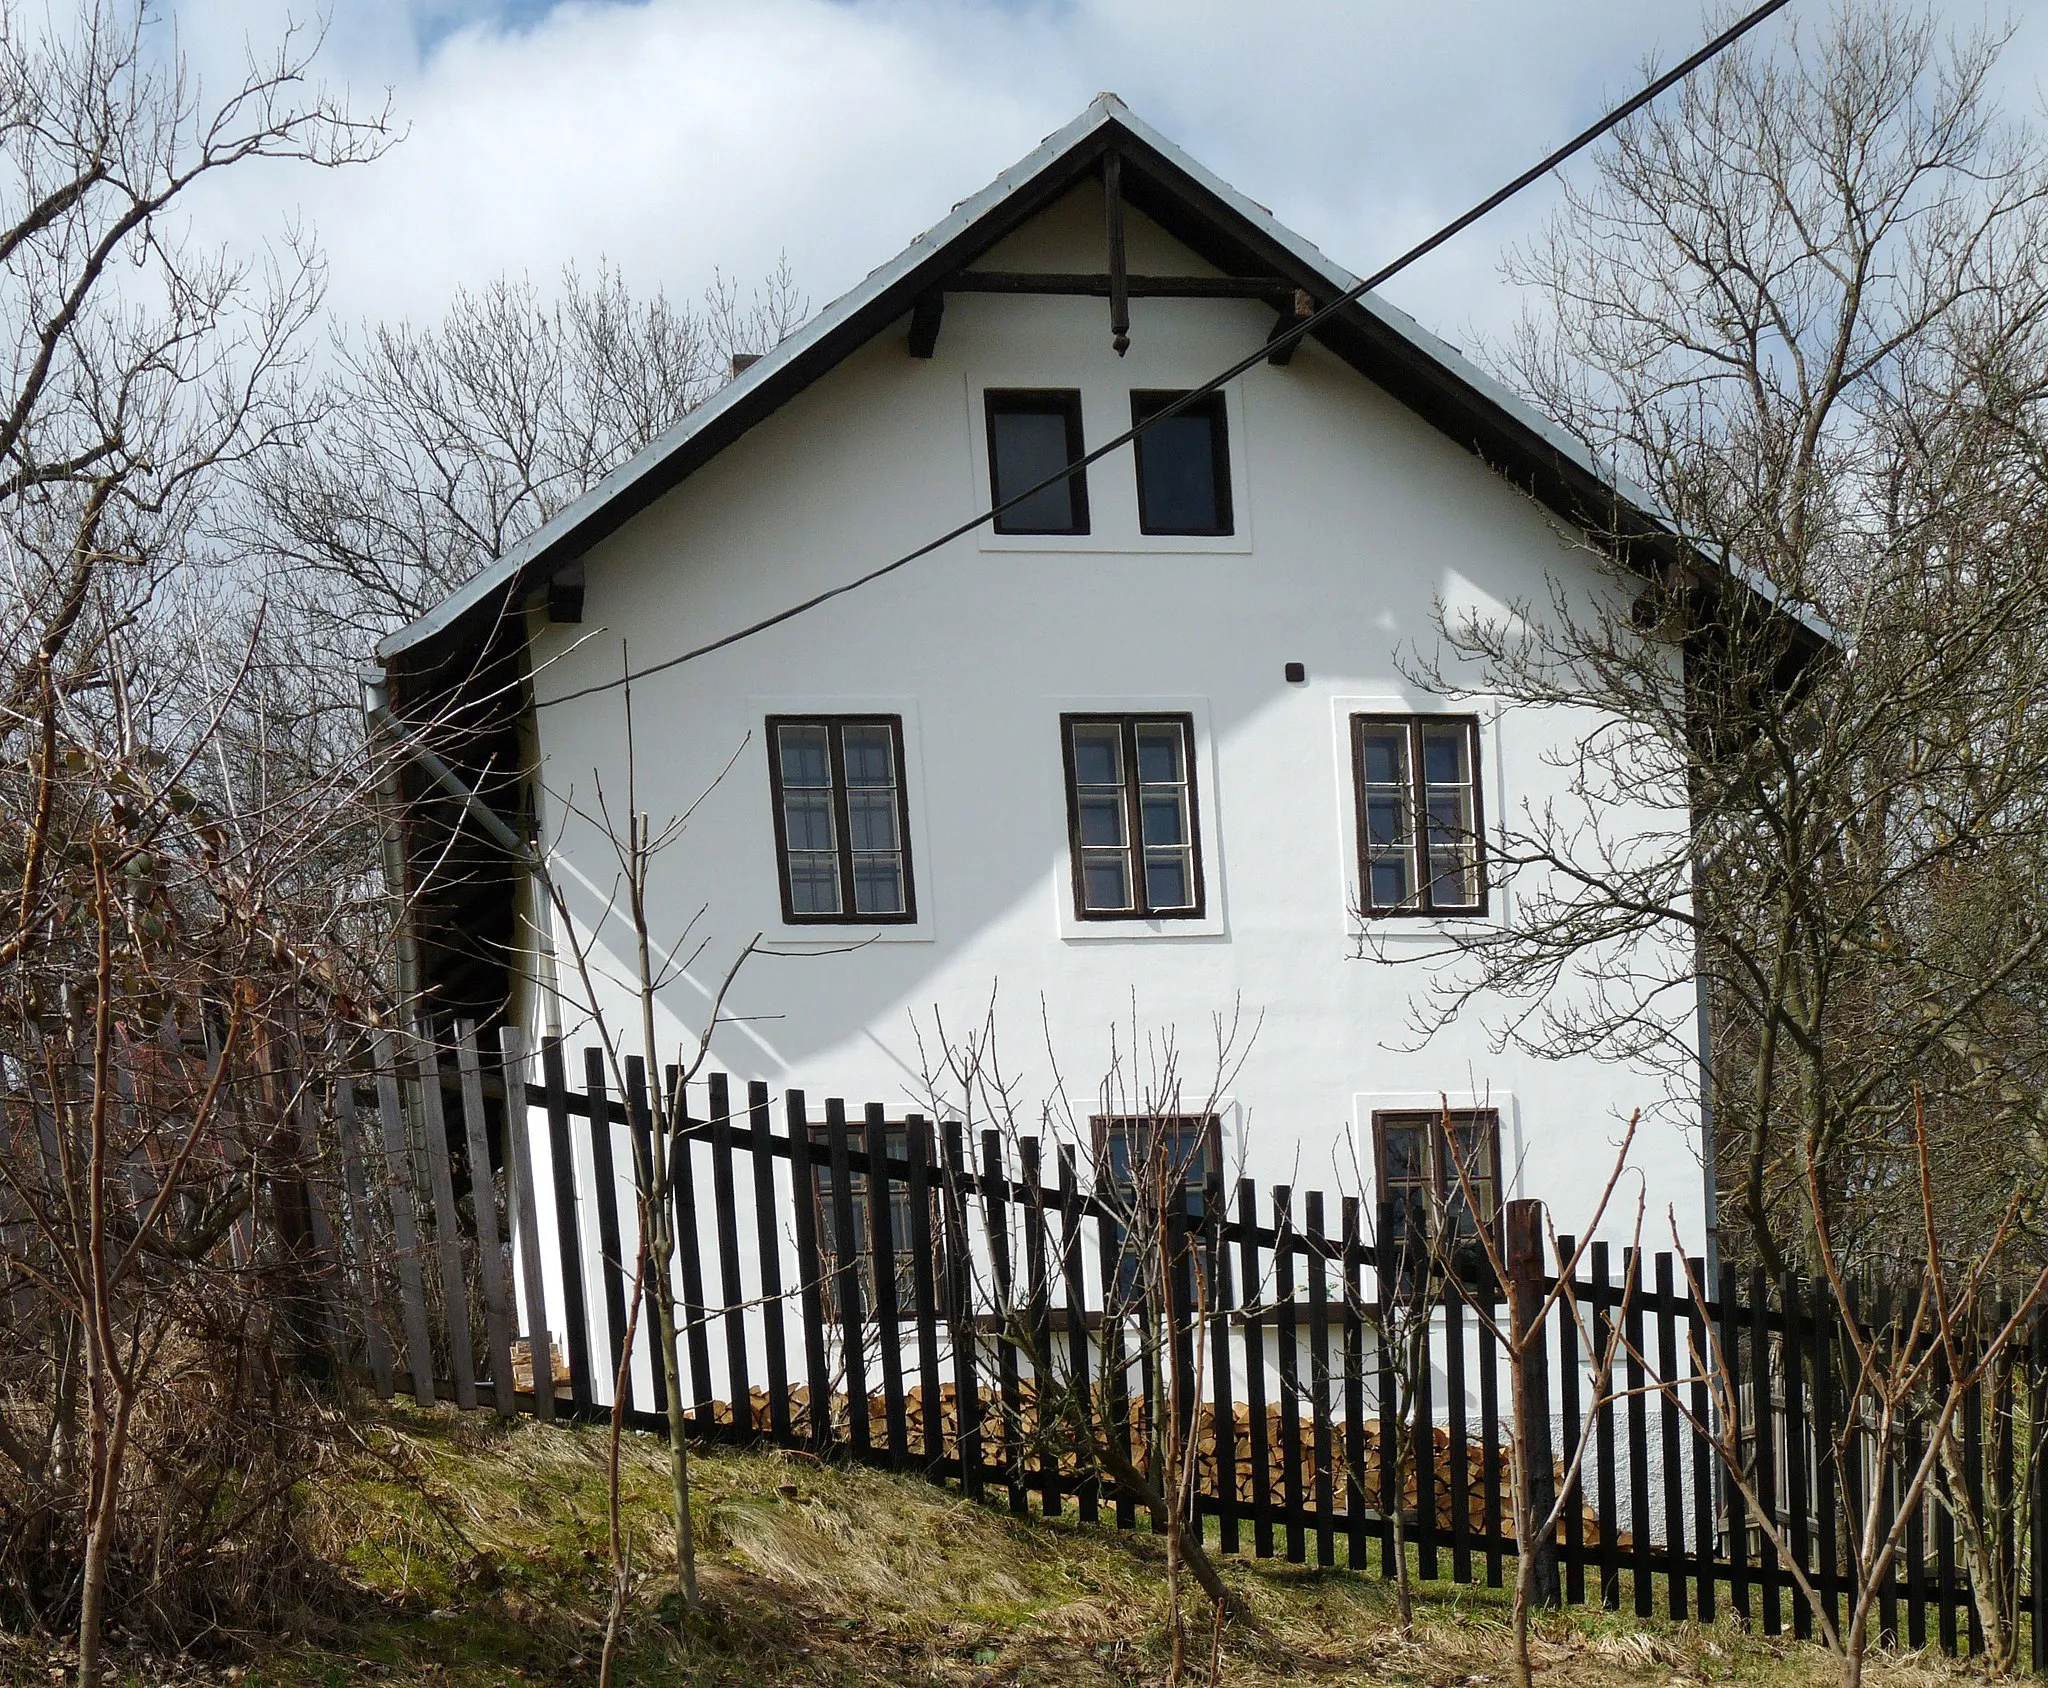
(0, 1404, 1984, 1687)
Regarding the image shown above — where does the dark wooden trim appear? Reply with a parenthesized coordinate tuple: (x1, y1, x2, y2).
(1130, 389, 1233, 536)
(1058, 711, 1205, 922)
(906, 288, 944, 358)
(984, 388, 1090, 534)
(1266, 288, 1313, 367)
(1349, 712, 1488, 918)
(765, 714, 917, 926)
(948, 270, 1295, 299)
(1103, 149, 1129, 355)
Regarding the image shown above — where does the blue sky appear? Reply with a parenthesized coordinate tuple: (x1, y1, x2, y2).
(177, 0, 2047, 363)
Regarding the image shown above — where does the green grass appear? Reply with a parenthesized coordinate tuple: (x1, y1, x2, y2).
(0, 1405, 1994, 1686)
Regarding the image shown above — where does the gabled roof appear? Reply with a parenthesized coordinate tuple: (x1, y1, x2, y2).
(378, 92, 1832, 679)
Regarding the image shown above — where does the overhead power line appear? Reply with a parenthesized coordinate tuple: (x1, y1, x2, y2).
(538, 0, 1796, 713)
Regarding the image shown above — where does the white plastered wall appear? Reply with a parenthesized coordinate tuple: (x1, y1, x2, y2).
(509, 183, 1703, 1395)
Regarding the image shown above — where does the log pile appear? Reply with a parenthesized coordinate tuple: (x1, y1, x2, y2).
(672, 1381, 1618, 1543)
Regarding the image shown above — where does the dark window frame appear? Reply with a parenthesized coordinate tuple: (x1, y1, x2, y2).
(766, 714, 918, 926)
(1092, 1113, 1224, 1301)
(809, 1118, 935, 1322)
(1130, 389, 1234, 536)
(1350, 712, 1488, 918)
(1371, 1106, 1503, 1294)
(1059, 712, 1206, 922)
(985, 388, 1090, 535)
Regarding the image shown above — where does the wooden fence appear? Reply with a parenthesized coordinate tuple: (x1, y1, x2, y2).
(221, 1027, 2048, 1664)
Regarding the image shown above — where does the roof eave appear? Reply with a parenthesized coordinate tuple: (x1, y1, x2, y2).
(378, 93, 1837, 682)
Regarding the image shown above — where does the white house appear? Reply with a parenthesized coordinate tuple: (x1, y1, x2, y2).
(373, 96, 1821, 1287)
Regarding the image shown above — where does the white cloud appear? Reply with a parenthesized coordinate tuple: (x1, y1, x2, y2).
(171, 0, 2048, 362)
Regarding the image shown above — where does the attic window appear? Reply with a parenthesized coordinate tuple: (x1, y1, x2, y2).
(1131, 390, 1232, 535)
(986, 389, 1089, 534)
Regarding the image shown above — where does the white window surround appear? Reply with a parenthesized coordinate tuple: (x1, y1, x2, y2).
(1051, 694, 1229, 942)
(963, 371, 1254, 556)
(1352, 1089, 1526, 1207)
(1331, 693, 1507, 946)
(750, 695, 937, 946)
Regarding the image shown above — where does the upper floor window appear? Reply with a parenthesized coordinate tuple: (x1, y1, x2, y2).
(1351, 714, 1486, 916)
(1131, 390, 1232, 536)
(1061, 713, 1204, 920)
(986, 389, 1089, 534)
(768, 716, 915, 924)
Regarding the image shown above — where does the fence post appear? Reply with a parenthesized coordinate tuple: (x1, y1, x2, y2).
(1506, 1198, 1560, 1608)
(498, 1027, 554, 1420)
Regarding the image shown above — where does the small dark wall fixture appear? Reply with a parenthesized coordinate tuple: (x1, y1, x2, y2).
(1284, 662, 1306, 684)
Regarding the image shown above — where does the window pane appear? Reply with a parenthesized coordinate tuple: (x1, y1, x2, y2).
(1361, 730, 1407, 788)
(851, 853, 905, 915)
(1430, 848, 1477, 908)
(1370, 856, 1410, 908)
(778, 724, 832, 787)
(783, 789, 835, 852)
(1135, 724, 1185, 784)
(1071, 725, 1122, 788)
(1421, 723, 1470, 786)
(1382, 1120, 1428, 1187)
(1144, 849, 1191, 909)
(841, 726, 897, 786)
(1425, 791, 1470, 832)
(787, 852, 841, 915)
(1365, 794, 1407, 848)
(1077, 794, 1126, 848)
(1133, 396, 1228, 535)
(846, 788, 898, 852)
(1082, 853, 1131, 911)
(991, 405, 1080, 532)
(1140, 792, 1185, 847)
(774, 716, 915, 922)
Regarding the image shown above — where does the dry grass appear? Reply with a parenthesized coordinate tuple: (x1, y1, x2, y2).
(0, 1403, 1999, 1687)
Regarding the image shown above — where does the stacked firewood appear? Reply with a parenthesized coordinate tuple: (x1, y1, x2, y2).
(521, 1372, 1618, 1546)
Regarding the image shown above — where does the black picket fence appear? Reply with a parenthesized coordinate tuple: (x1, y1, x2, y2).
(308, 1028, 2048, 1668)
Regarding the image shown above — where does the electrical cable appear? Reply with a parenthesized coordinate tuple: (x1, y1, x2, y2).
(536, 0, 1796, 712)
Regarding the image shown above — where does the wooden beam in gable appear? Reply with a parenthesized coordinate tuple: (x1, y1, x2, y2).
(1104, 147, 1129, 356)
(907, 289, 944, 358)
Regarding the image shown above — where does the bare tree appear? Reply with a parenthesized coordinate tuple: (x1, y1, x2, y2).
(1398, 3, 2048, 1279)
(523, 657, 805, 1623)
(911, 993, 1261, 1680)
(0, 8, 387, 1679)
(232, 256, 806, 742)
(1433, 1112, 1645, 1688)
(1642, 1096, 2048, 1688)
(1344, 1119, 1466, 1635)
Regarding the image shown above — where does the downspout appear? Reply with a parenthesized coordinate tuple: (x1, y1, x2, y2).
(1696, 961, 1719, 1285)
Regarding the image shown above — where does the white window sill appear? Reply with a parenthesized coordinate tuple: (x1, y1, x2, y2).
(976, 531, 1253, 557)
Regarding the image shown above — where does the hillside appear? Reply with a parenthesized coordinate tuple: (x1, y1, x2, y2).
(0, 1404, 1984, 1687)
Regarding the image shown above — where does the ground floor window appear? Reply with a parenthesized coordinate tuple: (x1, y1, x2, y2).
(1372, 1107, 1500, 1295)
